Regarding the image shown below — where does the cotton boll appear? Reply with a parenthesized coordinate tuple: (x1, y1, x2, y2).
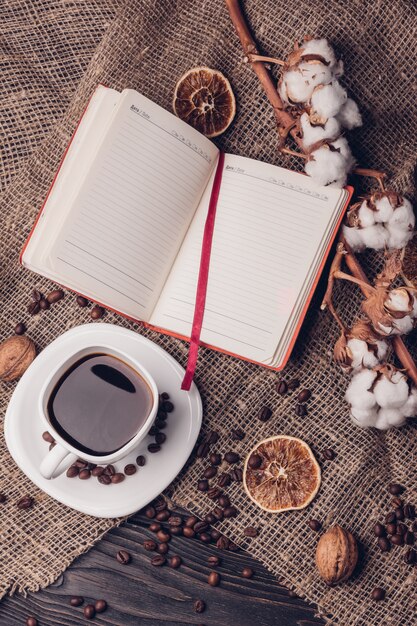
(401, 388, 417, 418)
(357, 200, 375, 227)
(310, 82, 348, 119)
(386, 223, 414, 250)
(385, 288, 412, 313)
(331, 137, 356, 170)
(359, 224, 389, 250)
(336, 98, 362, 129)
(298, 60, 333, 89)
(305, 145, 349, 187)
(350, 406, 378, 428)
(389, 198, 415, 230)
(280, 69, 314, 104)
(345, 368, 377, 409)
(375, 408, 407, 430)
(342, 225, 365, 251)
(393, 315, 415, 334)
(346, 338, 381, 369)
(376, 340, 388, 362)
(300, 113, 340, 148)
(373, 196, 394, 223)
(373, 370, 409, 408)
(302, 38, 338, 69)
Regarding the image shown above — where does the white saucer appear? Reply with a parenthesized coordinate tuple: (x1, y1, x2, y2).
(4, 323, 202, 518)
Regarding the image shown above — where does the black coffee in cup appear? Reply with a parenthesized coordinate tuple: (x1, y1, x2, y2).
(47, 353, 153, 455)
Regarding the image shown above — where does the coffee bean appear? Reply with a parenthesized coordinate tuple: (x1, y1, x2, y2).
(405, 530, 415, 545)
(185, 515, 198, 528)
(155, 418, 167, 430)
(79, 469, 91, 480)
(287, 378, 300, 391)
(203, 466, 217, 479)
(208, 555, 220, 566)
(404, 548, 416, 564)
(397, 522, 407, 536)
(224, 451, 240, 464)
(0, 494, 6, 504)
(378, 537, 391, 552)
(31, 289, 42, 302)
(155, 432, 167, 445)
(386, 522, 397, 535)
(90, 305, 104, 319)
(258, 406, 272, 422)
(209, 452, 222, 466)
(371, 587, 386, 601)
(160, 400, 173, 413)
(39, 298, 50, 310)
(28, 301, 40, 315)
(212, 507, 224, 521)
(155, 510, 170, 522)
(308, 519, 322, 532)
(217, 473, 231, 488)
(230, 468, 243, 482)
(151, 555, 166, 567)
(242, 567, 254, 579)
(95, 599, 107, 613)
(66, 465, 79, 478)
(149, 426, 159, 437)
(243, 526, 258, 538)
(136, 455, 146, 467)
(124, 464, 137, 476)
(17, 496, 33, 510)
(389, 483, 405, 495)
(207, 487, 222, 500)
(83, 604, 96, 619)
(385, 512, 396, 524)
(169, 555, 182, 569)
(199, 532, 212, 543)
(208, 571, 220, 586)
(26, 618, 37, 626)
(148, 443, 161, 453)
(196, 442, 210, 458)
(70, 596, 84, 606)
(231, 428, 245, 441)
(157, 542, 169, 554)
(297, 389, 311, 403)
(75, 459, 87, 468)
(223, 506, 238, 518)
(295, 403, 307, 417)
(149, 522, 161, 533)
(218, 494, 230, 508)
(205, 431, 219, 445)
(104, 464, 115, 476)
(14, 322, 26, 335)
(111, 472, 125, 484)
(212, 531, 221, 542)
(183, 527, 195, 539)
(160, 391, 170, 400)
(144, 540, 157, 551)
(116, 549, 131, 564)
(204, 513, 215, 525)
(168, 516, 182, 527)
(404, 503, 416, 520)
(194, 521, 209, 534)
(373, 523, 386, 537)
(391, 533, 404, 546)
(98, 474, 111, 485)
(248, 454, 262, 469)
(194, 598, 206, 614)
(276, 380, 288, 395)
(47, 289, 64, 304)
(170, 526, 183, 537)
(322, 448, 336, 460)
(392, 497, 403, 507)
(216, 536, 230, 550)
(198, 479, 209, 492)
(157, 530, 171, 543)
(395, 506, 404, 520)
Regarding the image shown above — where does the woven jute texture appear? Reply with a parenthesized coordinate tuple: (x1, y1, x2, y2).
(0, 1, 416, 624)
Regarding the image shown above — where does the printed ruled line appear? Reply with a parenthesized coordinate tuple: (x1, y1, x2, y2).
(225, 168, 328, 200)
(57, 257, 146, 308)
(65, 240, 153, 291)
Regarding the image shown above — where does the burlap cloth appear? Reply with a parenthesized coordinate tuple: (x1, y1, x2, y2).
(0, 1, 416, 624)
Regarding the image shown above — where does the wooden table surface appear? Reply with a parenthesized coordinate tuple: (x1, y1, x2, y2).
(0, 510, 324, 626)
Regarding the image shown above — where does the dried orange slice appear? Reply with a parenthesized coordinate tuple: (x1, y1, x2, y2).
(243, 435, 321, 512)
(173, 67, 236, 138)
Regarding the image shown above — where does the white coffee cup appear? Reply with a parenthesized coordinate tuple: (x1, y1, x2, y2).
(39, 344, 158, 479)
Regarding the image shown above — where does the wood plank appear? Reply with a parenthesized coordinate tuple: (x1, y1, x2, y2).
(0, 512, 324, 625)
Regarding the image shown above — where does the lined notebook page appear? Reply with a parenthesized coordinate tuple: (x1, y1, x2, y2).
(48, 89, 218, 321)
(151, 153, 346, 363)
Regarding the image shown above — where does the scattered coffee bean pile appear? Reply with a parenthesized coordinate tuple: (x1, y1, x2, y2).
(42, 393, 172, 484)
(374, 483, 416, 563)
(27, 288, 65, 316)
(276, 377, 313, 417)
(68, 595, 108, 620)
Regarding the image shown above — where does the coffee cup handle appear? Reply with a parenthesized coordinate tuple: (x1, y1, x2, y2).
(40, 443, 77, 479)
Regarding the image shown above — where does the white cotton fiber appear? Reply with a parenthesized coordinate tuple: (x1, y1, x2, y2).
(375, 408, 407, 430)
(385, 289, 411, 313)
(359, 224, 389, 250)
(386, 223, 414, 249)
(373, 196, 394, 223)
(298, 60, 333, 89)
(305, 146, 348, 187)
(357, 200, 376, 227)
(300, 113, 340, 148)
(310, 81, 348, 119)
(331, 137, 356, 169)
(389, 199, 415, 230)
(347, 337, 386, 370)
(336, 98, 362, 129)
(279, 69, 314, 104)
(350, 406, 378, 428)
(302, 38, 338, 69)
(401, 388, 417, 418)
(373, 371, 409, 408)
(378, 314, 414, 336)
(345, 368, 377, 409)
(342, 225, 365, 251)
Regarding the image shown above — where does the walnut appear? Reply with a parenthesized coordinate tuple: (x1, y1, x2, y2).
(0, 335, 36, 382)
(315, 524, 358, 585)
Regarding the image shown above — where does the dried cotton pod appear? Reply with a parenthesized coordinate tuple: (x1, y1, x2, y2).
(316, 524, 358, 585)
(0, 335, 36, 382)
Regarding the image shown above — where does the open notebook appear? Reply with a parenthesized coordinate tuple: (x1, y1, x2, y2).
(22, 85, 352, 369)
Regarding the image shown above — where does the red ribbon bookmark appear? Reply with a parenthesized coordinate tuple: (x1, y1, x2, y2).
(181, 152, 225, 391)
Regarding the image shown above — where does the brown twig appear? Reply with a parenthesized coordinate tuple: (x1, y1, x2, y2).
(280, 147, 307, 159)
(353, 168, 387, 192)
(246, 53, 286, 66)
